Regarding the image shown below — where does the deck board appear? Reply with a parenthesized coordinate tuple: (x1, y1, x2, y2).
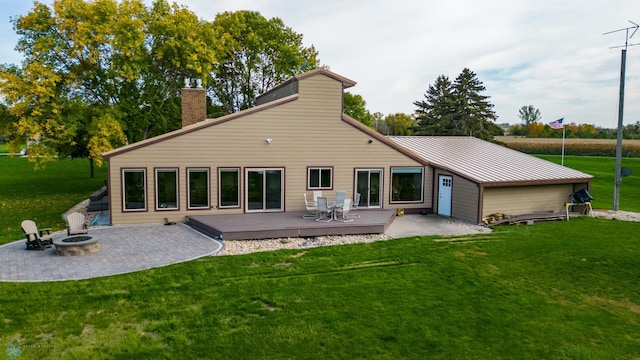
(187, 210, 396, 240)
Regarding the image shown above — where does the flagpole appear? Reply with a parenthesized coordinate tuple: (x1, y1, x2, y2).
(561, 122, 565, 166)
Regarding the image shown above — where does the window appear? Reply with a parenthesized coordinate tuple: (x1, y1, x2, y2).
(156, 168, 178, 210)
(219, 168, 240, 208)
(391, 167, 423, 203)
(123, 169, 146, 211)
(188, 168, 209, 209)
(245, 168, 284, 212)
(308, 167, 332, 189)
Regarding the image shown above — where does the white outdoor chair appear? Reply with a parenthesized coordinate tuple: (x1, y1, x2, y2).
(312, 190, 323, 203)
(315, 197, 333, 222)
(335, 198, 354, 222)
(303, 193, 318, 219)
(349, 193, 361, 218)
(335, 190, 346, 209)
(21, 220, 53, 250)
(66, 212, 88, 236)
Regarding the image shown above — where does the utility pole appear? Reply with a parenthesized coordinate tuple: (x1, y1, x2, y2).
(604, 21, 638, 211)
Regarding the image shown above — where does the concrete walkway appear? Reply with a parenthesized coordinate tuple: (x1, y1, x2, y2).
(0, 214, 491, 282)
(0, 224, 223, 282)
(385, 214, 491, 238)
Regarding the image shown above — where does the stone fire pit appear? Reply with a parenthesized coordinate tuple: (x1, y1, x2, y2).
(53, 235, 100, 256)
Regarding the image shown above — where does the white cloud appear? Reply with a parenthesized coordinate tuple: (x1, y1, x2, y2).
(1, 0, 639, 127)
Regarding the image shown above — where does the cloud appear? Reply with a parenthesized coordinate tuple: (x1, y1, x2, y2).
(2, 0, 639, 127)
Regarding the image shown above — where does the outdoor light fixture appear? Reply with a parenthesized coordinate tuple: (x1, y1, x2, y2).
(368, 139, 373, 144)
(265, 138, 273, 144)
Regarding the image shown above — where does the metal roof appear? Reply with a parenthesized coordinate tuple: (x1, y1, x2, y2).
(388, 136, 593, 185)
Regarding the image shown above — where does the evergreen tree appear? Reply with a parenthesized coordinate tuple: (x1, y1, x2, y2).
(414, 68, 497, 140)
(413, 75, 455, 135)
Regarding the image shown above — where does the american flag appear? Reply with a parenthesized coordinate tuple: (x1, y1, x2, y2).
(549, 118, 564, 130)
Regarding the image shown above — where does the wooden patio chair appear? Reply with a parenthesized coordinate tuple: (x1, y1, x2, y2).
(21, 220, 53, 250)
(66, 212, 88, 236)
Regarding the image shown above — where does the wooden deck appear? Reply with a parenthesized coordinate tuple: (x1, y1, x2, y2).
(187, 210, 396, 240)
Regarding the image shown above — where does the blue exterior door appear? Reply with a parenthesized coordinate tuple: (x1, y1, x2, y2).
(438, 175, 452, 217)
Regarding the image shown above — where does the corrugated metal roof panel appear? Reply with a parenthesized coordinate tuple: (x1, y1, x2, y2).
(388, 136, 592, 184)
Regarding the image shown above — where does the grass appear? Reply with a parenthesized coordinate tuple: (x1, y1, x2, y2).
(0, 156, 108, 244)
(0, 219, 638, 358)
(537, 155, 640, 212)
(0, 155, 638, 358)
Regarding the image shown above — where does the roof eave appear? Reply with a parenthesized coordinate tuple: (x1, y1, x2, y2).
(480, 177, 594, 188)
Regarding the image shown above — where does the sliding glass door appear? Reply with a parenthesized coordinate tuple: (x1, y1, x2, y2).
(355, 169, 382, 208)
(246, 168, 284, 212)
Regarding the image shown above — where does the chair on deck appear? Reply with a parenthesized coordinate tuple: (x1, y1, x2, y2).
(303, 193, 318, 219)
(66, 212, 88, 236)
(315, 197, 333, 222)
(334, 190, 346, 209)
(312, 190, 323, 203)
(21, 220, 53, 250)
(349, 193, 361, 218)
(335, 198, 354, 222)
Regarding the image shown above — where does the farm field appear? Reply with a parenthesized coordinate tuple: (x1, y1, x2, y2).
(495, 136, 640, 157)
(495, 136, 640, 145)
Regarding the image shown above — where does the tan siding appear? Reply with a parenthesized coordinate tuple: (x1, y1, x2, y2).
(432, 170, 479, 223)
(451, 173, 479, 223)
(482, 185, 572, 217)
(108, 73, 424, 225)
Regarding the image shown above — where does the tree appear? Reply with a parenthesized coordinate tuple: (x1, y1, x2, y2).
(209, 11, 318, 114)
(385, 113, 414, 135)
(451, 68, 498, 140)
(0, 0, 217, 170)
(343, 92, 373, 127)
(413, 69, 497, 140)
(518, 105, 541, 127)
(413, 75, 455, 135)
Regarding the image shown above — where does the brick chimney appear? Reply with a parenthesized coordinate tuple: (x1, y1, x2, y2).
(181, 78, 206, 127)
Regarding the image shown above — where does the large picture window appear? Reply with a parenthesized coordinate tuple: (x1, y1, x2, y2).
(188, 168, 209, 209)
(391, 167, 423, 203)
(123, 169, 146, 211)
(156, 168, 178, 210)
(308, 167, 332, 189)
(219, 168, 240, 208)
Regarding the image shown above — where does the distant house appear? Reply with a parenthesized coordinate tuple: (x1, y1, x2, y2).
(103, 69, 592, 226)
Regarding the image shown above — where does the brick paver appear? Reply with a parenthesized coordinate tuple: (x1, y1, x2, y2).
(0, 224, 223, 282)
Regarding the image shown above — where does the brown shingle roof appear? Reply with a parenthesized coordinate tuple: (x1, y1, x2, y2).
(388, 136, 593, 186)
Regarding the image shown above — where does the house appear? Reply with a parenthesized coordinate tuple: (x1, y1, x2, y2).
(388, 136, 593, 223)
(103, 68, 592, 227)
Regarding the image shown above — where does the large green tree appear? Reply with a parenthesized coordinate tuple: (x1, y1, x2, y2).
(209, 11, 318, 115)
(413, 75, 455, 136)
(0, 0, 216, 168)
(414, 68, 498, 140)
(385, 113, 414, 136)
(343, 92, 373, 128)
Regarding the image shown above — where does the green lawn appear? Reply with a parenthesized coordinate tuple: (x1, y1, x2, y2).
(0, 156, 107, 244)
(538, 155, 640, 212)
(0, 155, 638, 358)
(0, 219, 639, 359)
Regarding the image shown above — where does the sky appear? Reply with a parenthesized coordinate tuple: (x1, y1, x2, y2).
(1, 0, 639, 128)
